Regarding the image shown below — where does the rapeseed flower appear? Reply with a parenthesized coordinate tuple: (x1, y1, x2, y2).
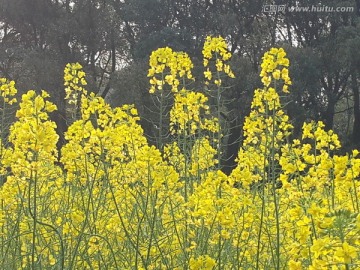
(1, 39, 360, 270)
(148, 47, 193, 93)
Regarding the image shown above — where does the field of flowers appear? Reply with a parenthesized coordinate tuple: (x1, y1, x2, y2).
(0, 36, 359, 269)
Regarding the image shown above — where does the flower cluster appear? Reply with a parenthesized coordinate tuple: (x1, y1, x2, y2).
(189, 255, 216, 270)
(0, 78, 17, 105)
(170, 89, 218, 135)
(163, 141, 186, 173)
(0, 89, 61, 269)
(203, 36, 235, 86)
(302, 120, 341, 150)
(231, 49, 293, 189)
(148, 47, 193, 93)
(6, 90, 58, 167)
(260, 48, 291, 92)
(189, 138, 217, 175)
(64, 62, 88, 104)
(0, 78, 17, 179)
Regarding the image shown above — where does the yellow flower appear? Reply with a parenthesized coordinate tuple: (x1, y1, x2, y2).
(288, 260, 302, 270)
(190, 138, 217, 175)
(189, 255, 216, 270)
(272, 69, 281, 80)
(170, 89, 217, 135)
(334, 242, 357, 264)
(202, 36, 235, 83)
(0, 78, 17, 102)
(215, 59, 223, 71)
(260, 47, 291, 91)
(282, 84, 289, 93)
(204, 68, 212, 80)
(64, 62, 88, 107)
(148, 47, 193, 93)
(311, 237, 333, 259)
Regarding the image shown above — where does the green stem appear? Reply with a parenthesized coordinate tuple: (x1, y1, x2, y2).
(270, 100, 280, 270)
(255, 191, 265, 270)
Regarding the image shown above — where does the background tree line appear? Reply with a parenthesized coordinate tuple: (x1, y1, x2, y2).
(0, 0, 359, 173)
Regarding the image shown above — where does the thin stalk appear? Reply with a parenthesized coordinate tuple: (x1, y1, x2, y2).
(255, 99, 270, 270)
(0, 99, 5, 267)
(351, 182, 360, 212)
(270, 100, 280, 270)
(214, 52, 223, 269)
(255, 190, 265, 270)
(158, 72, 165, 150)
(30, 169, 37, 270)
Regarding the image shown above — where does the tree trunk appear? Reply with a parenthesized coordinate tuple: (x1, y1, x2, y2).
(323, 97, 336, 131)
(352, 71, 360, 147)
(53, 35, 73, 153)
(221, 117, 242, 175)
